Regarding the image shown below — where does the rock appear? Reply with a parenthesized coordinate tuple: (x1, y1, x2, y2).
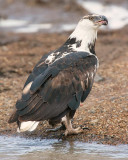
(94, 74, 105, 82)
(88, 109, 96, 114)
(0, 34, 23, 46)
(2, 46, 8, 51)
(91, 119, 99, 124)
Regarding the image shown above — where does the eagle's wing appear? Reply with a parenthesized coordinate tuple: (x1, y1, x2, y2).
(9, 52, 97, 123)
(23, 51, 51, 89)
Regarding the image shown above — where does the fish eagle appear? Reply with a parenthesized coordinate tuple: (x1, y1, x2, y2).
(8, 14, 108, 136)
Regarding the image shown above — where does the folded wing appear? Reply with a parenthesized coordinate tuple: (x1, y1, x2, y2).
(8, 52, 97, 124)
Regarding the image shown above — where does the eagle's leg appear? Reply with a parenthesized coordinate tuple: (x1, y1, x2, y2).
(61, 113, 83, 136)
(46, 124, 65, 132)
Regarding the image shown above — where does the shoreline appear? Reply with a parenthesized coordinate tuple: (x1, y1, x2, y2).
(0, 28, 128, 145)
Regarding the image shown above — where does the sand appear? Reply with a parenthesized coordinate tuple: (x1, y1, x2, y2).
(0, 26, 128, 145)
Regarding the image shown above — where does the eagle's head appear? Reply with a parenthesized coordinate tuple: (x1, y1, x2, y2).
(79, 14, 108, 30)
(69, 14, 108, 53)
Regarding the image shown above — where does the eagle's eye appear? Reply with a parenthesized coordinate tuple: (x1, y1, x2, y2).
(89, 16, 93, 20)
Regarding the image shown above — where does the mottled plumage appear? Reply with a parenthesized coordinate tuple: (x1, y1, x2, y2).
(9, 14, 108, 135)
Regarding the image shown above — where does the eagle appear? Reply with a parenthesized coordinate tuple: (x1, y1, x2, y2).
(8, 14, 108, 136)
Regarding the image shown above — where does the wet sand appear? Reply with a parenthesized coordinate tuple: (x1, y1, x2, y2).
(0, 26, 128, 145)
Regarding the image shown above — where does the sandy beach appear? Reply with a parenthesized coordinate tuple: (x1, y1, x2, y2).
(0, 25, 128, 144)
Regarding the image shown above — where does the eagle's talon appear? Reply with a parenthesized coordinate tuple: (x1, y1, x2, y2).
(82, 127, 90, 130)
(79, 125, 90, 130)
(58, 133, 65, 140)
(46, 125, 65, 133)
(64, 127, 84, 136)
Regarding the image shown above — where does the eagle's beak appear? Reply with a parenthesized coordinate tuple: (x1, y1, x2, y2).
(97, 15, 108, 25)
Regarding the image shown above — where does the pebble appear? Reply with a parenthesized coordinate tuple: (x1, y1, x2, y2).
(91, 119, 99, 124)
(2, 46, 8, 51)
(94, 74, 104, 82)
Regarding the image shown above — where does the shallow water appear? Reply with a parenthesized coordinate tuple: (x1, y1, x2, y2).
(0, 136, 128, 160)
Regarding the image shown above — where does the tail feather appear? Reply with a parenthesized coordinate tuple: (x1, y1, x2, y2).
(8, 110, 39, 133)
(8, 110, 18, 123)
(17, 121, 39, 133)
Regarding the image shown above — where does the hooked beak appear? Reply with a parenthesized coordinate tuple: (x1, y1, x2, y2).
(95, 15, 108, 26)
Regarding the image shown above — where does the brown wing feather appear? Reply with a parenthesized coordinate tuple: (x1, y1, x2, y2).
(9, 52, 97, 123)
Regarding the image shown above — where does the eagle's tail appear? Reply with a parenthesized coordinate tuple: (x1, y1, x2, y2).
(8, 110, 39, 132)
(17, 121, 39, 133)
(8, 110, 18, 123)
